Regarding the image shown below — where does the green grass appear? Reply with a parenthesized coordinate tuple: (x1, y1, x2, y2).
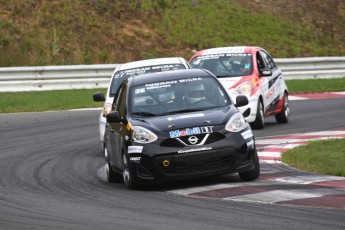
(286, 77, 345, 94)
(1, 77, 344, 113)
(282, 139, 345, 177)
(0, 88, 106, 113)
(1, 1, 345, 67)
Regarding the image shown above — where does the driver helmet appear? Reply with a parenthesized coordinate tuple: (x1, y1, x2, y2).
(186, 82, 206, 104)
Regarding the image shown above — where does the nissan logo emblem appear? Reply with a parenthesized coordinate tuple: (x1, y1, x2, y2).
(188, 136, 198, 145)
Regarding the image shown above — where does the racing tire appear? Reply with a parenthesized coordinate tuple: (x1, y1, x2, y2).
(275, 92, 289, 124)
(250, 101, 264, 129)
(106, 161, 123, 183)
(103, 144, 109, 160)
(239, 150, 260, 181)
(122, 154, 140, 190)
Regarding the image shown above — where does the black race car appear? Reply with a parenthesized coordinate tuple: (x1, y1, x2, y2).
(104, 69, 260, 189)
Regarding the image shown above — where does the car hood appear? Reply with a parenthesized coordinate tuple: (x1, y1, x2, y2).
(129, 106, 238, 133)
(217, 77, 242, 90)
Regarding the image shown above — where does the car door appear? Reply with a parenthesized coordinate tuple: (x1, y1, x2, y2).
(107, 83, 128, 169)
(257, 50, 282, 114)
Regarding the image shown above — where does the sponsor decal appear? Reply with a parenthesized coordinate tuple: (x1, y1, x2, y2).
(130, 157, 141, 163)
(169, 126, 213, 138)
(167, 113, 205, 121)
(178, 147, 212, 154)
(265, 87, 276, 99)
(241, 130, 253, 139)
(246, 140, 255, 148)
(128, 146, 143, 153)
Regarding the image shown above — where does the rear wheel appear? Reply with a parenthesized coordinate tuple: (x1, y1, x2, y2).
(239, 150, 260, 181)
(275, 92, 289, 124)
(250, 101, 264, 129)
(122, 154, 140, 190)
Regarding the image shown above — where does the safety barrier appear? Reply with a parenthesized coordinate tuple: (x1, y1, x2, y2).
(0, 57, 344, 92)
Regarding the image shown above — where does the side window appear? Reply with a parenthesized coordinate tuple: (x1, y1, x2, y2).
(256, 51, 266, 70)
(266, 52, 277, 69)
(117, 85, 127, 118)
(259, 50, 276, 70)
(113, 84, 124, 111)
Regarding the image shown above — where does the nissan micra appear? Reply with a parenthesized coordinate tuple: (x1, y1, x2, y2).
(103, 69, 259, 189)
(189, 46, 289, 129)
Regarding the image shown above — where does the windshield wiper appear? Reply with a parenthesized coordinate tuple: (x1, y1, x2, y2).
(131, 112, 157, 117)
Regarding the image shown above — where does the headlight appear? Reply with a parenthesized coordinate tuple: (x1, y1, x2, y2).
(103, 103, 112, 117)
(132, 126, 158, 143)
(233, 81, 252, 95)
(225, 112, 248, 132)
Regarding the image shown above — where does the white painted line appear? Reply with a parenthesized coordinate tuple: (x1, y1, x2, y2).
(225, 189, 327, 203)
(273, 175, 345, 185)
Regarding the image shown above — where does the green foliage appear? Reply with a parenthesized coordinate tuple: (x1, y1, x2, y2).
(0, 0, 344, 67)
(282, 139, 345, 177)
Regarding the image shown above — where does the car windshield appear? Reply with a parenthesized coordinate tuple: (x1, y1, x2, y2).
(129, 76, 230, 116)
(190, 53, 253, 77)
(110, 64, 186, 96)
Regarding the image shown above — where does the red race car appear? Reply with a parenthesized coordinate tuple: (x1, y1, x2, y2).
(189, 46, 290, 129)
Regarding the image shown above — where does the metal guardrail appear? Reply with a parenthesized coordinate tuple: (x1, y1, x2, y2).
(0, 57, 345, 92)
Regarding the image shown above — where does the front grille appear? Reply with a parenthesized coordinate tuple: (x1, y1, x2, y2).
(154, 148, 236, 175)
(160, 133, 226, 147)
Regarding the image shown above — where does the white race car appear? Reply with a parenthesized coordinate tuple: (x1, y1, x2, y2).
(93, 57, 190, 156)
(189, 46, 289, 129)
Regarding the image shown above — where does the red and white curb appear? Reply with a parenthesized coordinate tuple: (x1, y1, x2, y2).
(167, 130, 345, 209)
(256, 130, 345, 163)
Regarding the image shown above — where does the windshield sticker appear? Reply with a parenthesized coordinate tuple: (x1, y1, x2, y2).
(167, 113, 205, 121)
(241, 130, 253, 139)
(169, 126, 213, 138)
(128, 146, 143, 153)
(145, 77, 203, 90)
(134, 88, 146, 94)
(145, 80, 177, 90)
(178, 147, 212, 154)
(115, 64, 185, 79)
(203, 47, 246, 55)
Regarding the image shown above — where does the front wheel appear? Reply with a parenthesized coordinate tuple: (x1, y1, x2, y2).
(275, 92, 289, 124)
(250, 101, 264, 129)
(106, 161, 123, 183)
(239, 151, 260, 181)
(122, 154, 140, 190)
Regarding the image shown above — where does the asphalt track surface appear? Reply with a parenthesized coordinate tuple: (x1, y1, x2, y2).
(0, 96, 344, 230)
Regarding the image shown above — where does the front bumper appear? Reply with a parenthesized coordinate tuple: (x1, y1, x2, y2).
(126, 131, 256, 183)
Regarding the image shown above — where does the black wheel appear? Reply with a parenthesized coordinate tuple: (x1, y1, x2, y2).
(239, 150, 260, 181)
(250, 101, 264, 129)
(122, 154, 139, 190)
(105, 161, 123, 183)
(275, 92, 289, 124)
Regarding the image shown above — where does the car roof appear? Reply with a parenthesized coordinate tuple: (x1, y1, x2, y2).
(128, 69, 214, 86)
(118, 57, 188, 71)
(191, 46, 260, 57)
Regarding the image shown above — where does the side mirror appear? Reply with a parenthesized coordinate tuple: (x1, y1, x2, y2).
(259, 69, 272, 77)
(235, 95, 248, 107)
(106, 111, 123, 123)
(93, 92, 105, 102)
